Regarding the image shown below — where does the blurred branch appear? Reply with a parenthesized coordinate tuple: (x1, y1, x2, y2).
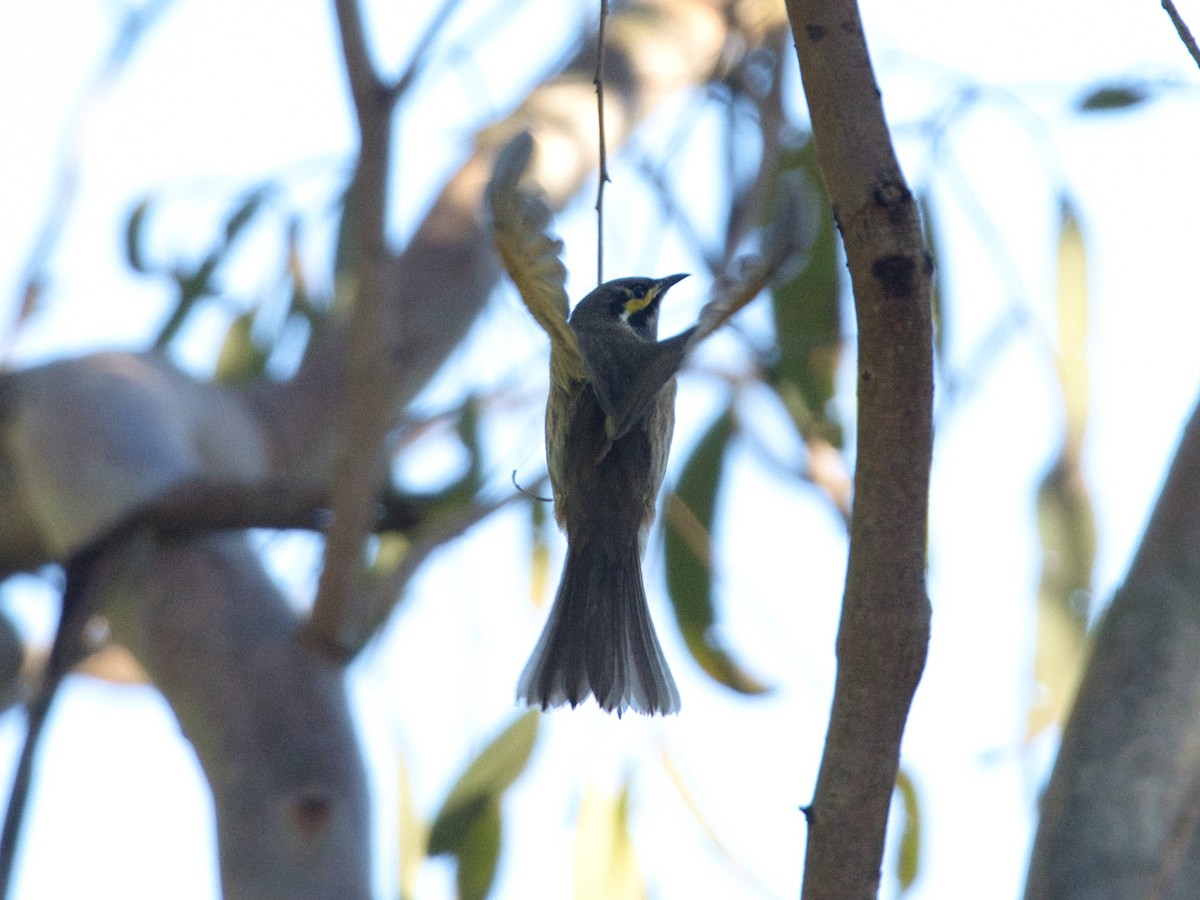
(1025, 396, 1200, 899)
(783, 0, 934, 897)
(108, 535, 373, 898)
(387, 0, 469, 104)
(305, 0, 404, 659)
(1163, 0, 1200, 70)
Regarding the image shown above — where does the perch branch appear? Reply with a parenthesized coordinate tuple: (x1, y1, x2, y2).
(783, 0, 934, 896)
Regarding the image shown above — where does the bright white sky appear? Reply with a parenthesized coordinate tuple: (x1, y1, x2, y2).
(2, 0, 1200, 898)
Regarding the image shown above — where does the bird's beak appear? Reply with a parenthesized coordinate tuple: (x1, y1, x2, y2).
(655, 273, 690, 297)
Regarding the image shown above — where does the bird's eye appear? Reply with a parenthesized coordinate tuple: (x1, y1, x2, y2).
(622, 287, 656, 318)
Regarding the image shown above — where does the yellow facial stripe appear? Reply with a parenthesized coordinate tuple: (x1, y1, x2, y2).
(623, 287, 656, 316)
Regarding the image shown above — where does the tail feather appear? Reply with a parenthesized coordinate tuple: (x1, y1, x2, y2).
(517, 542, 680, 716)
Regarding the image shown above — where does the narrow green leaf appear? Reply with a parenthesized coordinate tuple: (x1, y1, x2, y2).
(529, 495, 551, 609)
(575, 781, 645, 900)
(1054, 199, 1089, 454)
(213, 310, 270, 385)
(894, 769, 921, 891)
(1029, 456, 1095, 737)
(397, 753, 426, 900)
(456, 799, 502, 900)
(767, 136, 843, 448)
(223, 186, 272, 245)
(664, 410, 770, 695)
(1077, 85, 1149, 112)
(428, 711, 539, 856)
(1028, 199, 1095, 737)
(125, 198, 152, 274)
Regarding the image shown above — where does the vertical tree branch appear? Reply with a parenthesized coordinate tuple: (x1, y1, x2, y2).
(782, 0, 934, 896)
(305, 0, 397, 656)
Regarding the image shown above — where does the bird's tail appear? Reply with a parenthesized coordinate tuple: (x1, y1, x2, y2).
(517, 540, 680, 716)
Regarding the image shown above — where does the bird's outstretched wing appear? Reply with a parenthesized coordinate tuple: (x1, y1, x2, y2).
(486, 133, 587, 381)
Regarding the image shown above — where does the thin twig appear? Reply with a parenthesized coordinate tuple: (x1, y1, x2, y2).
(385, 0, 470, 104)
(1163, 0, 1200, 70)
(594, 0, 611, 284)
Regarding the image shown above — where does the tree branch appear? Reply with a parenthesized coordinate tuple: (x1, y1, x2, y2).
(783, 0, 934, 896)
(306, 0, 402, 658)
(1025, 397, 1200, 900)
(1162, 0, 1200, 71)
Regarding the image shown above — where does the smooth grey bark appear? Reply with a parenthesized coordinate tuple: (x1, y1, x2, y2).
(1026, 397, 1200, 900)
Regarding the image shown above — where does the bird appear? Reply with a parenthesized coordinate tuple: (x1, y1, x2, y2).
(486, 131, 799, 715)
(519, 274, 692, 715)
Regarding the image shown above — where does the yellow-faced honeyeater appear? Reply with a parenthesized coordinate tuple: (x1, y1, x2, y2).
(517, 274, 692, 716)
(489, 131, 792, 715)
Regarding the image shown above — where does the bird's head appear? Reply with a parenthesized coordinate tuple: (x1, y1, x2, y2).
(569, 273, 689, 340)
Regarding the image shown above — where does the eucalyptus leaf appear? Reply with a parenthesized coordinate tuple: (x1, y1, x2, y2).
(428, 711, 539, 856)
(895, 769, 922, 892)
(664, 410, 770, 695)
(1077, 84, 1149, 112)
(125, 198, 152, 274)
(767, 139, 843, 447)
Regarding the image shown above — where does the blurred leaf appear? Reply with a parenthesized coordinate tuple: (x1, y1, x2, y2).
(456, 799, 501, 900)
(1028, 198, 1095, 738)
(370, 532, 412, 576)
(894, 769, 922, 892)
(1077, 84, 1149, 112)
(223, 186, 272, 245)
(767, 137, 843, 448)
(575, 781, 645, 900)
(529, 496, 551, 609)
(155, 253, 220, 351)
(1054, 200, 1089, 454)
(659, 746, 776, 892)
(125, 198, 152, 274)
(213, 310, 270, 385)
(664, 410, 770, 695)
(428, 711, 539, 856)
(1029, 456, 1095, 737)
(397, 753, 426, 900)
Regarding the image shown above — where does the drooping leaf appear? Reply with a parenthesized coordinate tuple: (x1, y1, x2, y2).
(1029, 201, 1095, 737)
(766, 136, 843, 448)
(213, 309, 270, 385)
(894, 769, 922, 892)
(455, 798, 502, 900)
(664, 410, 770, 695)
(1029, 456, 1095, 737)
(529, 495, 551, 609)
(1076, 84, 1149, 112)
(659, 746, 773, 892)
(223, 185, 272, 245)
(125, 198, 153, 274)
(574, 781, 645, 900)
(428, 711, 539, 856)
(397, 752, 426, 900)
(1054, 200, 1089, 454)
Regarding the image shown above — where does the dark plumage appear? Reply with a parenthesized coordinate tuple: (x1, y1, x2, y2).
(517, 275, 691, 715)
